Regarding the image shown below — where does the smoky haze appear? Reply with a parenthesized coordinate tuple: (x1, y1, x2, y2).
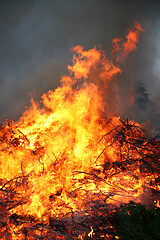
(0, 0, 160, 131)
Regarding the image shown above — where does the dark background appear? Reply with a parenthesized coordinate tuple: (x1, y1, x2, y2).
(0, 0, 159, 132)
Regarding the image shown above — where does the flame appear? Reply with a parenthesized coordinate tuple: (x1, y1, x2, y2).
(0, 22, 157, 232)
(112, 21, 144, 61)
(123, 21, 144, 56)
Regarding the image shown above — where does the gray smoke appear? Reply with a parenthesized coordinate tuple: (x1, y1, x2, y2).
(0, 0, 159, 132)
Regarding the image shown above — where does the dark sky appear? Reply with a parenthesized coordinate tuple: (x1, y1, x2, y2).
(0, 0, 160, 126)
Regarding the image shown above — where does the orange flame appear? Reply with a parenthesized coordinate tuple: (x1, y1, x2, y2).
(123, 21, 144, 56)
(0, 22, 152, 226)
(112, 21, 144, 61)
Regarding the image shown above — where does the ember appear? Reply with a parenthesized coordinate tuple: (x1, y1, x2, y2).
(0, 22, 160, 239)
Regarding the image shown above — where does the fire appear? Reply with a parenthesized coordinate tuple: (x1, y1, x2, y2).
(112, 21, 144, 61)
(0, 22, 159, 238)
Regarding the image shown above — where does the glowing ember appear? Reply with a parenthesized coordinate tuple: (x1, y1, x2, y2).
(0, 21, 159, 239)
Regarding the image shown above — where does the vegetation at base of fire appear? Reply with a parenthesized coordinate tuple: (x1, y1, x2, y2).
(112, 202, 160, 240)
(81, 202, 160, 240)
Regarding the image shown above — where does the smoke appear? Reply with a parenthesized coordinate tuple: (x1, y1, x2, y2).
(0, 0, 160, 130)
(152, 19, 160, 107)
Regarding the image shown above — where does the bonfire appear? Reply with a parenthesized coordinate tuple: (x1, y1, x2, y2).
(0, 22, 160, 239)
